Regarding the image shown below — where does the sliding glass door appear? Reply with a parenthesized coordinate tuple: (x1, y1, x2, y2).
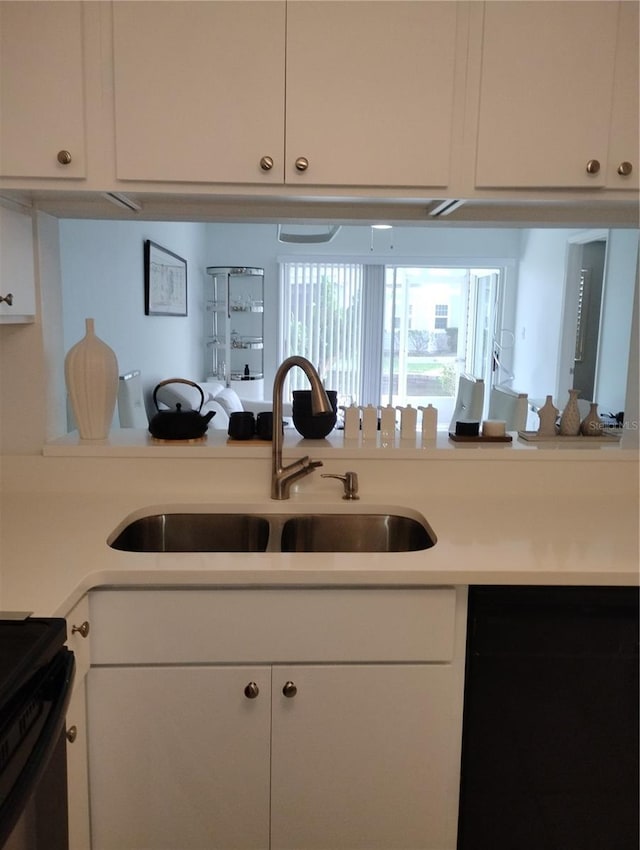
(280, 261, 504, 425)
(381, 267, 503, 425)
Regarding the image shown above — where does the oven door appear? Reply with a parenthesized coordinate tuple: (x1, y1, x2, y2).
(0, 648, 75, 850)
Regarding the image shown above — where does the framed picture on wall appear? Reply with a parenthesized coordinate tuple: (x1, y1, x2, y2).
(144, 240, 188, 316)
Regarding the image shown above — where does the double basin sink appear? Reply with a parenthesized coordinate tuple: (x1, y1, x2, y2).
(109, 509, 436, 554)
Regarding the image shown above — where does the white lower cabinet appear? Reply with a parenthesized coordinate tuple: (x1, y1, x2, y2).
(270, 664, 460, 850)
(88, 666, 272, 850)
(66, 677, 92, 850)
(65, 594, 92, 850)
(86, 588, 466, 850)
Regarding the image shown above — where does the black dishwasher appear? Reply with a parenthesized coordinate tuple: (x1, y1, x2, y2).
(457, 586, 639, 850)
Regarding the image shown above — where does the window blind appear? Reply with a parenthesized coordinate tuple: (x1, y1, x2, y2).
(279, 261, 364, 399)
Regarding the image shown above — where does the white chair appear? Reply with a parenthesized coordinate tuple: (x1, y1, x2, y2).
(118, 370, 149, 428)
(488, 386, 529, 431)
(448, 375, 485, 431)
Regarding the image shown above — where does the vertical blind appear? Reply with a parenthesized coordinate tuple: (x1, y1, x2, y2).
(279, 261, 364, 398)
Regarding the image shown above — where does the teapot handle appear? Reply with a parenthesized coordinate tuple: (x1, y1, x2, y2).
(152, 378, 206, 412)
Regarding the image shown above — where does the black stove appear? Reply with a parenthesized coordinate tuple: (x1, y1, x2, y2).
(0, 618, 67, 709)
(0, 616, 74, 850)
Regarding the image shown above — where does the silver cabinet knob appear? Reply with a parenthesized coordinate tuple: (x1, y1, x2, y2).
(57, 150, 72, 165)
(585, 159, 601, 174)
(0, 294, 13, 306)
(66, 726, 78, 743)
(244, 682, 260, 699)
(294, 156, 309, 172)
(282, 681, 297, 698)
(260, 155, 274, 171)
(617, 161, 633, 176)
(71, 621, 90, 638)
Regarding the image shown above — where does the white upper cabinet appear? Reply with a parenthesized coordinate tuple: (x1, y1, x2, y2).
(111, 0, 461, 189)
(474, 1, 626, 189)
(112, 1, 286, 184)
(606, 0, 639, 190)
(0, 203, 36, 323)
(0, 1, 86, 179)
(0, 0, 636, 199)
(285, 1, 460, 188)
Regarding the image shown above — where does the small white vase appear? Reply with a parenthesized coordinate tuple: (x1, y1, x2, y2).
(419, 404, 438, 441)
(580, 402, 604, 436)
(64, 318, 119, 440)
(536, 395, 559, 436)
(559, 388, 581, 436)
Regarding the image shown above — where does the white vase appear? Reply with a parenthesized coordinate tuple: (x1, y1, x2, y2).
(64, 318, 118, 440)
(419, 404, 438, 441)
(536, 395, 559, 436)
(559, 388, 581, 436)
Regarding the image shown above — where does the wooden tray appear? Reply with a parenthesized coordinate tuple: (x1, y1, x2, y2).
(150, 436, 207, 444)
(448, 432, 512, 443)
(517, 430, 621, 443)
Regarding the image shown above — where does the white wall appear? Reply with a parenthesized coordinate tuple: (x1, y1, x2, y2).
(196, 223, 523, 389)
(596, 229, 639, 413)
(511, 229, 580, 401)
(512, 228, 639, 418)
(57, 221, 637, 427)
(59, 222, 523, 402)
(59, 220, 209, 418)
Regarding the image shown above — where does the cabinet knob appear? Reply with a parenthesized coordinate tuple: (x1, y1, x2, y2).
(57, 150, 72, 165)
(282, 681, 297, 698)
(71, 620, 90, 638)
(66, 726, 78, 743)
(294, 156, 309, 172)
(585, 159, 601, 175)
(617, 161, 633, 177)
(259, 155, 274, 171)
(244, 682, 260, 699)
(0, 293, 13, 306)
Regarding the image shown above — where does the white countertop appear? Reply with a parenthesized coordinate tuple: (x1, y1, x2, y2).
(50, 493, 638, 618)
(1, 432, 637, 618)
(43, 428, 633, 459)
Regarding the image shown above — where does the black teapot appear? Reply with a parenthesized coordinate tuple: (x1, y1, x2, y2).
(149, 379, 215, 440)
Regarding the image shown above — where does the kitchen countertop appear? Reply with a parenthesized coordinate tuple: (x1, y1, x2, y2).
(43, 427, 633, 458)
(50, 493, 639, 619)
(1, 433, 637, 618)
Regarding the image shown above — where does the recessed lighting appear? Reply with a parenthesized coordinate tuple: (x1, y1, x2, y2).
(371, 224, 393, 230)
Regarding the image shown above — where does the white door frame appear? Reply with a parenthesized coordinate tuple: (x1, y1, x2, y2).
(556, 229, 608, 405)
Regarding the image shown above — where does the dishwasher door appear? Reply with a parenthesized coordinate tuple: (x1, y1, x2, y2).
(457, 585, 639, 850)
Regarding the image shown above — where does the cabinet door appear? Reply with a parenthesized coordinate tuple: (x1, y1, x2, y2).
(286, 1, 459, 188)
(112, 1, 285, 184)
(66, 678, 91, 850)
(87, 666, 271, 850)
(0, 203, 35, 322)
(606, 0, 639, 190)
(271, 664, 461, 850)
(0, 1, 86, 178)
(475, 1, 618, 188)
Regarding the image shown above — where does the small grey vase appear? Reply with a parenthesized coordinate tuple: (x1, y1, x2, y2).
(536, 395, 559, 436)
(580, 402, 604, 436)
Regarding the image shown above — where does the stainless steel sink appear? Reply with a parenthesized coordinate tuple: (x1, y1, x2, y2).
(109, 513, 271, 552)
(280, 513, 435, 552)
(109, 510, 435, 553)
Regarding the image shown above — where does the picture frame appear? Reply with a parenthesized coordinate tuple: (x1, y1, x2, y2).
(144, 240, 187, 316)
